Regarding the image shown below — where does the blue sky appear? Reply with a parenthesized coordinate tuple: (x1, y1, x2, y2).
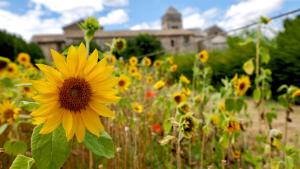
(0, 0, 299, 40)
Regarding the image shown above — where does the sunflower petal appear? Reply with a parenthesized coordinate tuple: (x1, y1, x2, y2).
(84, 49, 98, 75)
(75, 114, 85, 142)
(89, 102, 115, 118)
(50, 49, 70, 76)
(66, 46, 78, 75)
(36, 64, 63, 83)
(81, 109, 103, 137)
(39, 111, 63, 134)
(62, 111, 73, 140)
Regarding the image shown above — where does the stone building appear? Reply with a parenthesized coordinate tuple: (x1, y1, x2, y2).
(32, 6, 227, 60)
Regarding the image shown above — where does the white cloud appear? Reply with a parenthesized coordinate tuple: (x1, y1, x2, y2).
(130, 21, 161, 30)
(99, 9, 129, 25)
(219, 0, 284, 30)
(0, 6, 63, 41)
(102, 0, 128, 7)
(130, 7, 219, 30)
(0, 0, 130, 41)
(182, 7, 219, 29)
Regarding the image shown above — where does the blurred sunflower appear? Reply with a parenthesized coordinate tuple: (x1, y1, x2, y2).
(0, 57, 10, 75)
(146, 76, 154, 84)
(129, 56, 138, 66)
(17, 53, 31, 65)
(167, 56, 174, 64)
(178, 102, 190, 114)
(182, 88, 191, 96)
(172, 92, 186, 104)
(6, 63, 18, 76)
(31, 43, 119, 142)
(226, 119, 240, 133)
(180, 74, 190, 84)
(131, 102, 143, 113)
(153, 80, 165, 90)
(113, 38, 126, 53)
(235, 75, 251, 96)
(154, 60, 162, 68)
(118, 75, 131, 92)
(142, 57, 151, 66)
(232, 151, 241, 159)
(169, 64, 177, 72)
(292, 89, 300, 98)
(179, 113, 199, 138)
(0, 100, 20, 124)
(104, 54, 116, 64)
(128, 66, 138, 76)
(218, 101, 226, 112)
(210, 114, 220, 126)
(197, 50, 208, 63)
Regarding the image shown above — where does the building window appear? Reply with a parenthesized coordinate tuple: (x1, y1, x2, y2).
(170, 40, 175, 47)
(184, 36, 189, 43)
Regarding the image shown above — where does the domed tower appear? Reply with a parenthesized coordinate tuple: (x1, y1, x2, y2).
(161, 6, 183, 30)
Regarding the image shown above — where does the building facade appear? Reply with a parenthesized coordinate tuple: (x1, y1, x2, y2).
(32, 6, 227, 60)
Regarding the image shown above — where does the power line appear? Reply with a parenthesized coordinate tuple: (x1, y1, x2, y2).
(226, 8, 300, 33)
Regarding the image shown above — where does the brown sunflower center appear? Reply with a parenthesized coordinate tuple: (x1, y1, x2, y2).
(59, 77, 92, 112)
(0, 61, 8, 70)
(7, 67, 14, 72)
(239, 82, 245, 90)
(23, 87, 31, 92)
(118, 80, 126, 87)
(199, 54, 204, 59)
(3, 109, 14, 120)
(174, 95, 182, 103)
(116, 41, 124, 51)
(21, 57, 27, 62)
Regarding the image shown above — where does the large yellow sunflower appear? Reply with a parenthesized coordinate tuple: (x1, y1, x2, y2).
(0, 100, 20, 124)
(31, 43, 119, 142)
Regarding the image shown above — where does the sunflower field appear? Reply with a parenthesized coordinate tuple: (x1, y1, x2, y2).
(0, 17, 299, 169)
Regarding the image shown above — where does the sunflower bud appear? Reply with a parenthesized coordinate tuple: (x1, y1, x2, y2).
(79, 17, 100, 43)
(179, 113, 199, 138)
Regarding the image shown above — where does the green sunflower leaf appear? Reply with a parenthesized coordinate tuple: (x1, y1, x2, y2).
(10, 155, 35, 169)
(84, 131, 115, 158)
(31, 125, 71, 169)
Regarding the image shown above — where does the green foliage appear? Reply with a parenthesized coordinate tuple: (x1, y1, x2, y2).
(10, 155, 35, 169)
(4, 140, 27, 156)
(31, 125, 71, 169)
(120, 33, 162, 59)
(84, 131, 115, 158)
(208, 35, 256, 87)
(269, 15, 300, 94)
(0, 30, 44, 62)
(171, 53, 195, 80)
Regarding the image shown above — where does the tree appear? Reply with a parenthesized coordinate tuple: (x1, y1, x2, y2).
(269, 15, 300, 93)
(0, 30, 44, 62)
(118, 33, 163, 60)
